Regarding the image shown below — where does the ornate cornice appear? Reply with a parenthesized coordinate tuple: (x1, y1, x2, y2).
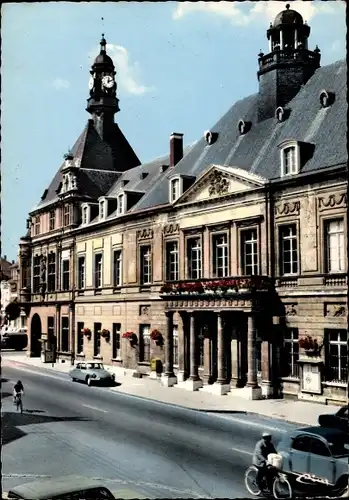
(163, 223, 180, 236)
(275, 200, 300, 217)
(318, 192, 347, 211)
(136, 228, 153, 240)
(208, 170, 230, 197)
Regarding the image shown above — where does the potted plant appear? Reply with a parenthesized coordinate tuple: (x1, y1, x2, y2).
(100, 329, 110, 342)
(160, 283, 174, 294)
(122, 331, 138, 346)
(81, 327, 91, 340)
(150, 329, 163, 346)
(299, 335, 322, 355)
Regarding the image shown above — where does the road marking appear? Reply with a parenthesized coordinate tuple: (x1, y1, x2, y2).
(212, 413, 289, 433)
(231, 446, 253, 456)
(82, 404, 108, 413)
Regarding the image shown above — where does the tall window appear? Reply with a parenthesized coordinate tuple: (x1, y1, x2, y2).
(283, 146, 297, 175)
(61, 317, 69, 352)
(280, 224, 298, 275)
(47, 253, 56, 292)
(187, 237, 202, 279)
(326, 329, 347, 383)
(139, 324, 150, 362)
(173, 324, 179, 366)
(283, 328, 299, 378)
(166, 241, 179, 281)
(100, 200, 105, 219)
(33, 256, 41, 293)
(77, 322, 84, 354)
(94, 253, 103, 289)
(212, 233, 228, 277)
(47, 316, 55, 338)
(63, 205, 70, 226)
(140, 246, 152, 285)
(78, 256, 85, 289)
(170, 178, 180, 202)
(113, 250, 122, 287)
(34, 216, 41, 236)
(62, 260, 70, 291)
(326, 219, 345, 273)
(49, 210, 55, 231)
(241, 229, 258, 275)
(94, 322, 102, 356)
(82, 206, 88, 224)
(112, 323, 121, 359)
(117, 194, 125, 215)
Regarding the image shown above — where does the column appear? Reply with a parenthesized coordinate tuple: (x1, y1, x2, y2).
(69, 303, 75, 365)
(203, 334, 212, 385)
(55, 304, 61, 359)
(161, 311, 177, 387)
(280, 30, 284, 50)
(211, 312, 230, 395)
(247, 313, 258, 387)
(177, 311, 187, 382)
(268, 37, 272, 53)
(294, 29, 298, 49)
(189, 312, 199, 381)
(261, 340, 274, 398)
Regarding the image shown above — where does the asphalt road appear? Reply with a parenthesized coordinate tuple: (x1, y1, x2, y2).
(2, 358, 297, 499)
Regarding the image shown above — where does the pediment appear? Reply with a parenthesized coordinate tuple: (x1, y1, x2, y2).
(177, 165, 267, 204)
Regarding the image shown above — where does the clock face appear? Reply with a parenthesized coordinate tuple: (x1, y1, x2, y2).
(88, 77, 94, 90)
(102, 75, 114, 89)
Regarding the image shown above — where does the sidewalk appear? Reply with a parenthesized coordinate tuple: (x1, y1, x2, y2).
(3, 353, 341, 427)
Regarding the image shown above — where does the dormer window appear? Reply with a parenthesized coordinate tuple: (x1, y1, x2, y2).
(82, 206, 88, 225)
(63, 205, 71, 226)
(169, 176, 183, 203)
(319, 90, 335, 108)
(117, 193, 125, 215)
(99, 199, 107, 220)
(278, 141, 301, 177)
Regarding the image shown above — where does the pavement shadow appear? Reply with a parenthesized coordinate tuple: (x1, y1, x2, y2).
(1, 411, 92, 446)
(1, 391, 13, 400)
(24, 409, 47, 414)
(1, 378, 10, 383)
(197, 409, 249, 415)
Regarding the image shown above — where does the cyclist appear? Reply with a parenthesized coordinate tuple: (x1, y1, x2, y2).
(252, 432, 277, 491)
(13, 380, 24, 404)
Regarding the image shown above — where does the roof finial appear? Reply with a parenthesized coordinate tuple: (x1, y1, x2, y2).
(286, 3, 290, 9)
(100, 33, 107, 52)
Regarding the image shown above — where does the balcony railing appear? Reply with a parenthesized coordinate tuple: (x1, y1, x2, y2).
(160, 276, 273, 296)
(258, 49, 320, 72)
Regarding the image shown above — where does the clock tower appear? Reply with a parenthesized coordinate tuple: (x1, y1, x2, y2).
(86, 34, 120, 140)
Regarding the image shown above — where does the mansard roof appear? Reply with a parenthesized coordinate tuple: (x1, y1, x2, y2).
(32, 119, 140, 212)
(130, 59, 346, 213)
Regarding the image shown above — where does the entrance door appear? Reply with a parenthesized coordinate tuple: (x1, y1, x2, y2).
(30, 313, 42, 357)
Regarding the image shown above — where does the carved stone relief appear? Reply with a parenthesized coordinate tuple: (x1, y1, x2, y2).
(139, 305, 150, 316)
(318, 192, 347, 211)
(136, 228, 153, 240)
(163, 223, 180, 236)
(208, 171, 230, 197)
(324, 303, 346, 317)
(285, 303, 298, 316)
(275, 201, 300, 217)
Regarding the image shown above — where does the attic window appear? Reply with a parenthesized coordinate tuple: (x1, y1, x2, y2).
(117, 193, 125, 215)
(319, 90, 335, 108)
(276, 107, 284, 122)
(141, 172, 148, 180)
(82, 205, 89, 225)
(160, 165, 169, 173)
(238, 120, 252, 135)
(280, 144, 300, 177)
(169, 177, 182, 203)
(41, 189, 48, 201)
(204, 130, 218, 145)
(99, 199, 106, 220)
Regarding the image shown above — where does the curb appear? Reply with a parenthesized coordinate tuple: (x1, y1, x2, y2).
(4, 359, 307, 428)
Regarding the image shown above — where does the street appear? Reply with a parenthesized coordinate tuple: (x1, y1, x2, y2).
(2, 356, 297, 499)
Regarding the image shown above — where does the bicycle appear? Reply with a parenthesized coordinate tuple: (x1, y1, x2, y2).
(14, 393, 23, 414)
(245, 465, 292, 498)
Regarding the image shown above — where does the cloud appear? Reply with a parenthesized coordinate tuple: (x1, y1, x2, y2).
(88, 44, 154, 96)
(329, 40, 341, 53)
(173, 1, 339, 26)
(52, 78, 70, 90)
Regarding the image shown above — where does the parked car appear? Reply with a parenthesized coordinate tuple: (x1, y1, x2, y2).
(318, 405, 348, 432)
(1, 327, 28, 351)
(6, 475, 115, 499)
(69, 361, 115, 386)
(277, 426, 349, 497)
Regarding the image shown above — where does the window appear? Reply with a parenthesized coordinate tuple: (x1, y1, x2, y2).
(326, 219, 345, 273)
(212, 233, 228, 277)
(173, 324, 179, 366)
(78, 256, 85, 289)
(326, 329, 347, 383)
(117, 194, 125, 215)
(47, 253, 56, 292)
(82, 206, 88, 225)
(61, 317, 69, 352)
(282, 146, 297, 176)
(33, 256, 41, 293)
(310, 438, 330, 457)
(112, 323, 121, 359)
(63, 205, 70, 226)
(77, 322, 84, 354)
(166, 241, 179, 281)
(170, 178, 181, 203)
(140, 246, 152, 285)
(187, 237, 202, 279)
(279, 224, 298, 275)
(139, 324, 150, 362)
(49, 210, 55, 231)
(34, 216, 41, 236)
(47, 316, 55, 338)
(283, 328, 299, 378)
(241, 229, 258, 275)
(113, 250, 122, 287)
(94, 253, 103, 289)
(62, 260, 70, 291)
(100, 200, 105, 219)
(94, 322, 101, 356)
(292, 436, 311, 453)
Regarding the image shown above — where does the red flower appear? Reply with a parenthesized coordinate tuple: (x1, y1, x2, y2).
(122, 331, 136, 339)
(150, 329, 162, 341)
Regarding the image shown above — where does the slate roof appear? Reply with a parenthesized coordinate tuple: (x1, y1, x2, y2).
(33, 119, 140, 211)
(130, 59, 346, 213)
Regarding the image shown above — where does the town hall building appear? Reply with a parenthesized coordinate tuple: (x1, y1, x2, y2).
(19, 5, 347, 403)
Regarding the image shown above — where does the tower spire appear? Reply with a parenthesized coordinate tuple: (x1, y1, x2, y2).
(100, 33, 107, 53)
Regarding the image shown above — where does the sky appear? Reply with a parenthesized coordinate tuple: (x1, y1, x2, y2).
(1, 1, 346, 261)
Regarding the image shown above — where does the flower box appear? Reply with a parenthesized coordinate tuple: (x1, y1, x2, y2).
(299, 336, 322, 355)
(122, 331, 138, 345)
(81, 328, 91, 338)
(150, 329, 163, 346)
(100, 329, 110, 340)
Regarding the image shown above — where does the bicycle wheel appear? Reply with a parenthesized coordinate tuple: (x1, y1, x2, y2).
(245, 466, 262, 496)
(273, 475, 292, 499)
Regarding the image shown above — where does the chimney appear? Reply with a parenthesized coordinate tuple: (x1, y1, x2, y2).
(169, 133, 183, 168)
